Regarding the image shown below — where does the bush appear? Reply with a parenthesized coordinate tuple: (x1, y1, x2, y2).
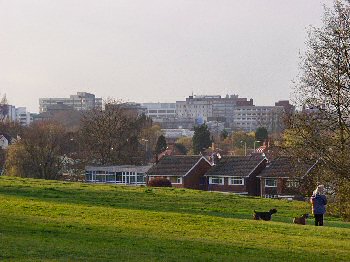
(148, 177, 172, 187)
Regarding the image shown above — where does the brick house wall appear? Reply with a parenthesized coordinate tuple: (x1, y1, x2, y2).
(183, 159, 212, 190)
(207, 177, 247, 193)
(246, 160, 266, 195)
(207, 159, 266, 196)
(147, 176, 184, 188)
(147, 158, 212, 189)
(260, 178, 286, 197)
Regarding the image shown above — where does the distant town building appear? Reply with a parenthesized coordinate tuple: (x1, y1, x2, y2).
(1, 105, 33, 126)
(176, 95, 253, 121)
(39, 92, 102, 113)
(231, 105, 285, 133)
(120, 102, 147, 116)
(162, 129, 195, 140)
(176, 95, 293, 132)
(275, 100, 295, 114)
(153, 117, 195, 129)
(141, 103, 176, 119)
(15, 107, 33, 126)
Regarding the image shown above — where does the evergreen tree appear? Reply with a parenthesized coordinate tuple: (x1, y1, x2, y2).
(155, 135, 167, 154)
(255, 127, 268, 143)
(192, 124, 211, 154)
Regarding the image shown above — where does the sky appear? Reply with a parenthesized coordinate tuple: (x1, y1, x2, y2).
(0, 0, 333, 113)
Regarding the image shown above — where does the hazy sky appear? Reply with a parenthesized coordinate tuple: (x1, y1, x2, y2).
(1, 0, 332, 113)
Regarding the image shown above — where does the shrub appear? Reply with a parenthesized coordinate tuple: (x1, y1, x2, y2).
(148, 177, 172, 187)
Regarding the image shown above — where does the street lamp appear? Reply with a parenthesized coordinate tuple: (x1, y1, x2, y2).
(254, 140, 261, 152)
(141, 139, 149, 163)
(240, 141, 247, 156)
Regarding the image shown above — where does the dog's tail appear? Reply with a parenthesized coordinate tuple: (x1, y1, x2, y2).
(254, 210, 257, 214)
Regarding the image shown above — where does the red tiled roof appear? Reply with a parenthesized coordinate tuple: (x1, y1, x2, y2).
(255, 146, 266, 153)
(147, 155, 210, 177)
(204, 155, 266, 177)
(258, 157, 316, 178)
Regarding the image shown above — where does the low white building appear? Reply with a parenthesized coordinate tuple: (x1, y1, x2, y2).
(162, 129, 195, 139)
(85, 165, 152, 185)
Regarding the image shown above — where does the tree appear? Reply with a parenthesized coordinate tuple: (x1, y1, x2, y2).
(155, 135, 167, 154)
(175, 137, 193, 154)
(174, 143, 188, 155)
(5, 121, 68, 179)
(255, 127, 268, 143)
(192, 124, 211, 154)
(50, 109, 83, 132)
(288, 0, 350, 219)
(0, 93, 9, 122)
(141, 124, 162, 157)
(0, 121, 25, 139)
(220, 129, 229, 140)
(79, 101, 151, 165)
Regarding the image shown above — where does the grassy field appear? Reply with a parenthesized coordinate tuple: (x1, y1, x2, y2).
(0, 176, 349, 261)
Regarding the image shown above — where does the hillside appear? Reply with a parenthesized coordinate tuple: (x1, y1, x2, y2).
(0, 176, 349, 261)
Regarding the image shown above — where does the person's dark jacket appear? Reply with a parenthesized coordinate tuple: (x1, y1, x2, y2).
(311, 194, 327, 215)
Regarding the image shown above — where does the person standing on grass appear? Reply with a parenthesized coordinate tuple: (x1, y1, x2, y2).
(310, 185, 327, 226)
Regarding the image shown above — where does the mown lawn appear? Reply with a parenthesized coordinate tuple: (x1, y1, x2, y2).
(0, 176, 349, 261)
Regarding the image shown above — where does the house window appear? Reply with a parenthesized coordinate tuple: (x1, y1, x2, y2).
(209, 177, 223, 185)
(265, 179, 277, 187)
(130, 173, 136, 184)
(169, 176, 182, 184)
(137, 173, 145, 183)
(176, 177, 182, 184)
(286, 179, 299, 188)
(229, 177, 244, 185)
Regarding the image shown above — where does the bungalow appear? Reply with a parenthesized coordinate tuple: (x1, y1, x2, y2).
(204, 155, 267, 195)
(257, 157, 318, 199)
(146, 155, 212, 189)
(85, 165, 152, 185)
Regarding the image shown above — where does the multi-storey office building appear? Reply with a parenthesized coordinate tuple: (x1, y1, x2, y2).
(39, 92, 102, 113)
(141, 103, 176, 119)
(16, 107, 33, 126)
(1, 105, 33, 126)
(176, 95, 253, 121)
(176, 95, 291, 132)
(231, 106, 284, 132)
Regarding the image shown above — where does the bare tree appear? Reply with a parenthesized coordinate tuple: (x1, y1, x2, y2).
(287, 0, 350, 219)
(79, 101, 152, 165)
(0, 93, 9, 122)
(5, 121, 68, 179)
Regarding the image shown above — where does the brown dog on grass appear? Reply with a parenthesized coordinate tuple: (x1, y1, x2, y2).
(293, 214, 309, 225)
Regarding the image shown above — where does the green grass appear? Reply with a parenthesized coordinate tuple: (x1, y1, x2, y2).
(0, 176, 349, 261)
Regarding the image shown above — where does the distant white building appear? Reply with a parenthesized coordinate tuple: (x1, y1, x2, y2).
(16, 107, 32, 126)
(39, 92, 102, 113)
(231, 106, 284, 132)
(176, 95, 290, 132)
(162, 129, 195, 139)
(1, 105, 33, 126)
(141, 103, 176, 119)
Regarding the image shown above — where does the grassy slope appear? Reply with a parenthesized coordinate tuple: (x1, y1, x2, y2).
(0, 176, 349, 262)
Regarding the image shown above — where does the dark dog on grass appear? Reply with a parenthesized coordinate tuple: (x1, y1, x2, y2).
(253, 209, 277, 221)
(293, 214, 309, 225)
